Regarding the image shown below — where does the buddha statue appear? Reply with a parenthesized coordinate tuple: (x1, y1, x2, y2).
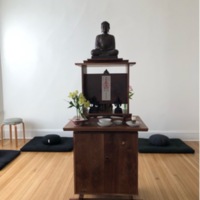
(91, 21, 119, 58)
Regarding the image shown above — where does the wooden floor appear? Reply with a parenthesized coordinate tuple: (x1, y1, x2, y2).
(0, 140, 199, 200)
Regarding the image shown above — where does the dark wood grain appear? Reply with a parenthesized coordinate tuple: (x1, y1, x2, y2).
(74, 133, 104, 194)
(73, 132, 138, 195)
(66, 116, 148, 197)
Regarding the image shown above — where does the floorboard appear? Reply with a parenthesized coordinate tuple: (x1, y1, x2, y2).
(0, 139, 199, 200)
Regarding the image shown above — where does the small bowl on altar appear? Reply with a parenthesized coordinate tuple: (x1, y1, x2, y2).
(98, 118, 112, 125)
(131, 116, 137, 123)
(126, 120, 140, 127)
(72, 118, 87, 126)
(113, 120, 123, 125)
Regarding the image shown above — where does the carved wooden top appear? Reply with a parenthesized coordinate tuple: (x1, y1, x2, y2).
(75, 59, 136, 66)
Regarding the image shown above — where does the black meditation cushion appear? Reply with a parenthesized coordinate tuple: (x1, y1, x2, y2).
(42, 134, 61, 145)
(149, 134, 170, 146)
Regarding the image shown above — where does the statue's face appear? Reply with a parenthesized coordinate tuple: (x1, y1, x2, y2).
(101, 23, 110, 34)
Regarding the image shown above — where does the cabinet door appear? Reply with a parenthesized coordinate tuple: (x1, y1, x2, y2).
(104, 132, 138, 194)
(74, 132, 138, 195)
(74, 132, 105, 194)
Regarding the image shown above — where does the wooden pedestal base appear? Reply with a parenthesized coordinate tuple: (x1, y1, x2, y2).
(69, 194, 143, 200)
(63, 116, 148, 200)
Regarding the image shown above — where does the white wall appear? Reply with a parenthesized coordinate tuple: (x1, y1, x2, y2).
(0, 1, 4, 123)
(0, 0, 199, 140)
(0, 63, 3, 123)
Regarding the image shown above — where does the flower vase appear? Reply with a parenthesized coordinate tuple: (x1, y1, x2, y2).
(123, 104, 127, 113)
(72, 109, 87, 126)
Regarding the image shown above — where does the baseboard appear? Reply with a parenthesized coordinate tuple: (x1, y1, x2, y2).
(139, 130, 199, 141)
(1, 129, 199, 141)
(1, 129, 73, 139)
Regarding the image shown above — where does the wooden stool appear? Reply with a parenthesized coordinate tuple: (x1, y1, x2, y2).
(0, 118, 25, 147)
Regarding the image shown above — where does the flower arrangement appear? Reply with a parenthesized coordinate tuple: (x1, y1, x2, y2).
(68, 90, 90, 120)
(129, 85, 134, 99)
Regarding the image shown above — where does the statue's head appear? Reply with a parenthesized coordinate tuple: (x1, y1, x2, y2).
(101, 21, 110, 34)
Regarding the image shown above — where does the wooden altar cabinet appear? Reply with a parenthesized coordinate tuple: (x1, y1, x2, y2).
(63, 116, 148, 200)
